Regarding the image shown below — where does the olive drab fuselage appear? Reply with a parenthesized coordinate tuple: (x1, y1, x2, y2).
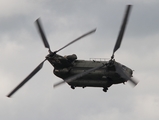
(46, 54, 133, 89)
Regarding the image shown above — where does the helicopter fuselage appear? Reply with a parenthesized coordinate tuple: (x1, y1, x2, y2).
(46, 54, 133, 90)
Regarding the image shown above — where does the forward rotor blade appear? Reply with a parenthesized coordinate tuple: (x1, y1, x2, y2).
(112, 5, 132, 58)
(7, 60, 46, 98)
(54, 63, 104, 87)
(56, 28, 96, 53)
(114, 62, 138, 86)
(35, 18, 51, 51)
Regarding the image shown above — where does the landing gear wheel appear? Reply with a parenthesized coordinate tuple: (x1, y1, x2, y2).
(103, 87, 108, 92)
(71, 86, 75, 89)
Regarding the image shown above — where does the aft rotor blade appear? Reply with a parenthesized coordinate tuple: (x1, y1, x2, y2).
(54, 64, 104, 87)
(112, 5, 132, 58)
(128, 77, 138, 87)
(35, 18, 51, 51)
(7, 60, 46, 97)
(56, 28, 96, 53)
(114, 62, 138, 86)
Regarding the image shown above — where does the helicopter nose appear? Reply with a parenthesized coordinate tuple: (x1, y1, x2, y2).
(126, 68, 133, 77)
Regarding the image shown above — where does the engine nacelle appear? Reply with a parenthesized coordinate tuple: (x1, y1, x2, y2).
(65, 54, 77, 62)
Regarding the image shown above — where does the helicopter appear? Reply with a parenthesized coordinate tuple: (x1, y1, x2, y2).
(7, 5, 138, 98)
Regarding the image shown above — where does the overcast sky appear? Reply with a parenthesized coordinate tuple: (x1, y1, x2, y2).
(1, 0, 159, 120)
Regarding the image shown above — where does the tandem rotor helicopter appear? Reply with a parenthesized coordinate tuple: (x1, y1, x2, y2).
(7, 5, 138, 97)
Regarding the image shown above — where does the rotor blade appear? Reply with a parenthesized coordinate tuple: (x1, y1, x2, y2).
(112, 5, 132, 58)
(7, 60, 46, 98)
(128, 77, 138, 87)
(54, 63, 104, 88)
(114, 62, 138, 86)
(56, 28, 96, 53)
(35, 18, 51, 51)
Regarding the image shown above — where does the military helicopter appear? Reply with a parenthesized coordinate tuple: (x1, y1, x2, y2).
(7, 5, 138, 97)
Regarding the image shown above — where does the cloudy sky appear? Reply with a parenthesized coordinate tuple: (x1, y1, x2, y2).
(1, 0, 159, 120)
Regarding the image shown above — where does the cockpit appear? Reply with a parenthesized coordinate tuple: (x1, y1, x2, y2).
(121, 65, 133, 77)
